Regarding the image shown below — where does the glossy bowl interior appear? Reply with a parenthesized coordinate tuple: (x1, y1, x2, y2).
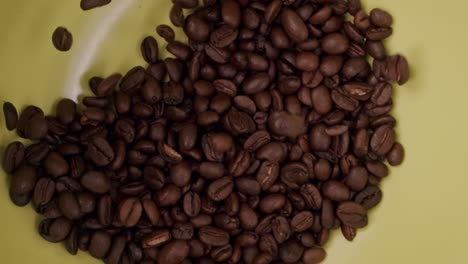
(1, 0, 467, 263)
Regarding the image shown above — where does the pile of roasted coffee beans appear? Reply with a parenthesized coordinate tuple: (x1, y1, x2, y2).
(2, 0, 408, 264)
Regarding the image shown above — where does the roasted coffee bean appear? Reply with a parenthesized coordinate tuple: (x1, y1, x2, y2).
(336, 201, 368, 228)
(77, 192, 96, 214)
(97, 195, 113, 226)
(345, 166, 368, 191)
(238, 203, 258, 230)
(11, 164, 37, 195)
(281, 8, 308, 43)
(268, 111, 306, 138)
(259, 193, 286, 214)
(157, 24, 175, 42)
(52, 27, 73, 51)
(167, 41, 192, 61)
(242, 73, 271, 95)
(272, 216, 291, 244)
(256, 161, 279, 190)
(291, 211, 314, 232)
(106, 235, 127, 264)
(155, 184, 182, 206)
(119, 197, 143, 227)
(355, 185, 383, 210)
(183, 191, 201, 217)
(370, 8, 393, 27)
(86, 137, 115, 166)
(341, 224, 357, 241)
(33, 177, 55, 207)
(39, 217, 72, 243)
(322, 181, 350, 201)
(3, 102, 18, 130)
(44, 152, 69, 177)
(199, 226, 230, 246)
(80, 0, 111, 10)
(65, 226, 79, 255)
(169, 161, 191, 187)
(279, 240, 304, 263)
(142, 229, 171, 249)
(303, 248, 327, 264)
(89, 231, 112, 258)
(387, 142, 405, 166)
(10, 191, 31, 207)
(157, 240, 190, 264)
(300, 184, 322, 210)
(3, 141, 24, 173)
(17, 106, 48, 140)
(58, 191, 81, 220)
(207, 176, 234, 201)
(141, 36, 159, 64)
(370, 125, 395, 156)
(281, 162, 309, 189)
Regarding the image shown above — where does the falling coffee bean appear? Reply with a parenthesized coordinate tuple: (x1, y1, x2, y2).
(52, 27, 73, 51)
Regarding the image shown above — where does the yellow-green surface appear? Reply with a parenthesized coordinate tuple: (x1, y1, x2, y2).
(0, 0, 467, 263)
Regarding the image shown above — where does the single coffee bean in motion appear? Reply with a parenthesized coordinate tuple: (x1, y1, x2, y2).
(52, 27, 73, 51)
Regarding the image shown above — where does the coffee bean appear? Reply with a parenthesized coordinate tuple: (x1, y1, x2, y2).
(355, 185, 382, 210)
(119, 197, 142, 227)
(281, 162, 309, 189)
(157, 240, 190, 264)
(80, 0, 111, 10)
(183, 191, 201, 217)
(259, 193, 286, 214)
(281, 8, 308, 43)
(97, 195, 113, 226)
(44, 152, 69, 177)
(33, 177, 55, 207)
(11, 164, 37, 195)
(370, 8, 393, 27)
(268, 111, 306, 138)
(291, 211, 314, 232)
(199, 226, 230, 246)
(341, 224, 357, 242)
(280, 240, 304, 263)
(155, 184, 182, 206)
(58, 191, 81, 220)
(300, 183, 323, 210)
(387, 142, 405, 166)
(77, 192, 96, 214)
(370, 125, 395, 156)
(94, 73, 121, 97)
(207, 176, 234, 201)
(303, 248, 327, 264)
(39, 217, 72, 243)
(86, 137, 115, 166)
(221, 0, 241, 28)
(17, 106, 48, 140)
(167, 41, 192, 61)
(142, 230, 171, 249)
(272, 216, 291, 244)
(345, 166, 369, 191)
(242, 72, 271, 95)
(2, 141, 24, 173)
(10, 190, 31, 207)
(322, 180, 350, 201)
(106, 235, 127, 264)
(3, 102, 18, 130)
(336, 201, 368, 228)
(52, 27, 73, 51)
(157, 24, 175, 42)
